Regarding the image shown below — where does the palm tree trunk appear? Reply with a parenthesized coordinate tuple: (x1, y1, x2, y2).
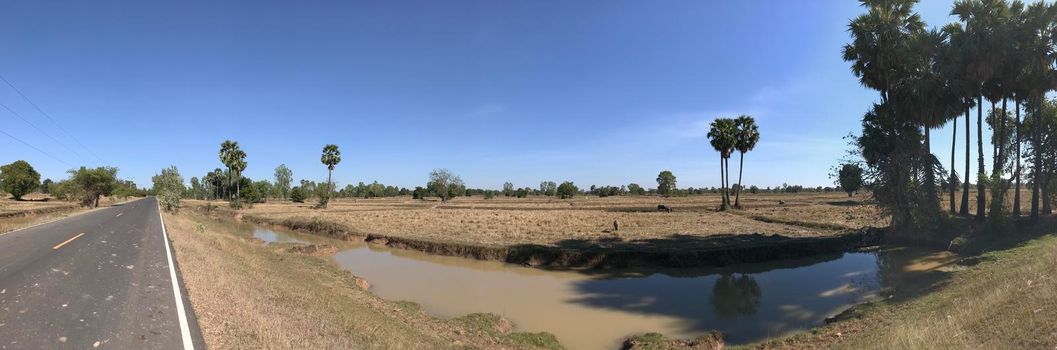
(977, 95, 986, 221)
(719, 156, 726, 209)
(1043, 167, 1052, 214)
(723, 157, 731, 208)
(735, 152, 745, 208)
(924, 126, 937, 209)
(950, 112, 958, 215)
(1044, 161, 1052, 214)
(236, 171, 241, 200)
(1013, 98, 1022, 218)
(961, 104, 971, 216)
(1031, 96, 1041, 221)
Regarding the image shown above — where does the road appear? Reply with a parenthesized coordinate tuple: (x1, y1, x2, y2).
(0, 197, 203, 349)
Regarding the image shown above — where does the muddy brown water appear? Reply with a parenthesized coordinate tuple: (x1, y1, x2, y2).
(247, 224, 947, 350)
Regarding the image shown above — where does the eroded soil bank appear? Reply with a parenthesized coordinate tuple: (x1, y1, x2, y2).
(238, 212, 884, 269)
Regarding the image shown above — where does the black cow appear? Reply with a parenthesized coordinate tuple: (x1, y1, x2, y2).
(657, 204, 672, 213)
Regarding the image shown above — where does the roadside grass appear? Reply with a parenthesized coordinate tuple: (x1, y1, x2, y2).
(164, 210, 562, 349)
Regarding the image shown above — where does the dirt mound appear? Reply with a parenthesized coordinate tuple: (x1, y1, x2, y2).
(285, 244, 338, 256)
(623, 331, 724, 350)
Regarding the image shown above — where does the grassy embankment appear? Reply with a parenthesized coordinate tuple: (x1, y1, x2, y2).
(627, 217, 1057, 349)
(164, 208, 562, 349)
(190, 193, 889, 268)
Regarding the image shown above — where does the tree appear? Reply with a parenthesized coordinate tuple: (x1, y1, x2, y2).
(656, 170, 677, 197)
(319, 144, 342, 208)
(189, 177, 202, 200)
(502, 182, 515, 197)
(219, 140, 246, 201)
(427, 168, 463, 202)
(152, 166, 184, 212)
(837, 163, 865, 197)
(952, 0, 1007, 221)
(68, 166, 118, 208)
(41, 178, 53, 194)
(274, 164, 293, 200)
(733, 115, 760, 208)
(627, 183, 645, 196)
(708, 118, 737, 209)
(0, 160, 40, 200)
(556, 181, 578, 199)
(539, 181, 557, 196)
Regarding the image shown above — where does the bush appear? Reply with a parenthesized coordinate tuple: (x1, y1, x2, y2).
(290, 186, 306, 203)
(412, 186, 427, 200)
(0, 160, 40, 200)
(158, 191, 181, 213)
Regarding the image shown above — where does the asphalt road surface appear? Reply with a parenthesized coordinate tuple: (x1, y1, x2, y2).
(0, 197, 203, 349)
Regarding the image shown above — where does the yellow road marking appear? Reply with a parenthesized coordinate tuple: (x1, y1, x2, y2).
(52, 233, 86, 250)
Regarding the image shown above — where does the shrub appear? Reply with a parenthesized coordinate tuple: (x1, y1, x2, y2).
(158, 191, 181, 213)
(290, 186, 306, 203)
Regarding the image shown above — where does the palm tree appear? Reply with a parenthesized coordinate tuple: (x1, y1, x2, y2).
(900, 28, 961, 213)
(843, 0, 925, 109)
(944, 22, 976, 216)
(952, 0, 1008, 221)
(219, 140, 237, 200)
(708, 118, 736, 210)
(1020, 1, 1057, 221)
(320, 144, 342, 208)
(732, 115, 759, 209)
(231, 149, 246, 200)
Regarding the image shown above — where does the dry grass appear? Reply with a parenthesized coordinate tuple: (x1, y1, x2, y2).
(203, 193, 877, 249)
(164, 211, 562, 350)
(0, 195, 82, 233)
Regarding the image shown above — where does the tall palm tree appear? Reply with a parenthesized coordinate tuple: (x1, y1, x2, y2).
(708, 118, 736, 210)
(900, 28, 961, 213)
(320, 144, 342, 208)
(843, 0, 925, 109)
(732, 116, 759, 209)
(944, 22, 976, 216)
(231, 149, 246, 200)
(952, 0, 1008, 221)
(1020, 1, 1057, 221)
(219, 140, 237, 200)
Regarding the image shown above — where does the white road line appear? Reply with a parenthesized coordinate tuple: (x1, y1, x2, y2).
(116, 213, 123, 217)
(157, 202, 194, 350)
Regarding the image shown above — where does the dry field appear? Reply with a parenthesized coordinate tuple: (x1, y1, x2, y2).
(0, 194, 137, 233)
(200, 192, 887, 249)
(164, 210, 559, 349)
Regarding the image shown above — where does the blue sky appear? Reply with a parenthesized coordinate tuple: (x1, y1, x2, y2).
(0, 0, 989, 190)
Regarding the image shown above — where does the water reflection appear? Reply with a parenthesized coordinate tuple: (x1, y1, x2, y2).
(252, 226, 309, 244)
(712, 274, 762, 319)
(231, 222, 950, 350)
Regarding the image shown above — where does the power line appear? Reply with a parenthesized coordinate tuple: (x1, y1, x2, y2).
(0, 100, 88, 161)
(0, 127, 73, 167)
(0, 73, 104, 163)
